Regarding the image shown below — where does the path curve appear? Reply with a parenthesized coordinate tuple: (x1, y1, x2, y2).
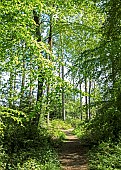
(59, 129, 89, 170)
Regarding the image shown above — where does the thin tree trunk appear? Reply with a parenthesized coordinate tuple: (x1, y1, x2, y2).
(62, 64, 65, 120)
(85, 77, 88, 121)
(72, 77, 76, 118)
(13, 69, 16, 108)
(57, 52, 61, 119)
(111, 57, 116, 101)
(29, 59, 33, 107)
(58, 55, 61, 77)
(9, 71, 14, 108)
(33, 10, 44, 126)
(33, 10, 43, 102)
(88, 79, 91, 120)
(79, 79, 83, 120)
(47, 14, 52, 125)
(73, 77, 76, 102)
(20, 57, 25, 107)
(60, 34, 66, 121)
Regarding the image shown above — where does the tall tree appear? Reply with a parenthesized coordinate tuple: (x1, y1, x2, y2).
(33, 10, 44, 102)
(61, 35, 66, 120)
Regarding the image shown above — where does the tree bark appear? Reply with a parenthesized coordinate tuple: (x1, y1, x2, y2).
(33, 10, 44, 126)
(88, 79, 91, 120)
(79, 79, 83, 120)
(9, 71, 14, 108)
(46, 14, 52, 125)
(33, 10, 44, 102)
(62, 65, 66, 120)
(60, 34, 66, 121)
(85, 77, 88, 121)
(20, 56, 25, 108)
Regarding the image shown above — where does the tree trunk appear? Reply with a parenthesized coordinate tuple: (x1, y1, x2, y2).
(33, 10, 44, 126)
(72, 77, 76, 118)
(29, 57, 33, 107)
(79, 78, 83, 120)
(73, 77, 76, 102)
(60, 34, 66, 121)
(33, 10, 43, 102)
(9, 71, 14, 108)
(20, 57, 25, 108)
(85, 77, 88, 121)
(88, 79, 91, 120)
(62, 64, 66, 121)
(13, 69, 16, 108)
(47, 14, 53, 125)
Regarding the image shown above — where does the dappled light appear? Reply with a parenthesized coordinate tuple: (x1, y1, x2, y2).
(0, 0, 121, 169)
(59, 129, 89, 170)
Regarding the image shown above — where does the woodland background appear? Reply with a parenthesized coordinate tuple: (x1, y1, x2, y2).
(0, 0, 121, 169)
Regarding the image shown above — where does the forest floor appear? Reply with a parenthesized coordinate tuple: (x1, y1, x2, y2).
(59, 129, 89, 170)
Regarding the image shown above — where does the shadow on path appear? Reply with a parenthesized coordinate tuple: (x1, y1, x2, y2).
(59, 129, 89, 170)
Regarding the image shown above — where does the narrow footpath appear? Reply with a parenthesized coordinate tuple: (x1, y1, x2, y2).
(59, 129, 89, 170)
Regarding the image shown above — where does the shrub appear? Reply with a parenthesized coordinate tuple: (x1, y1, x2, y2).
(88, 141, 121, 170)
(0, 107, 61, 170)
(84, 103, 121, 144)
(0, 145, 8, 170)
(50, 119, 72, 130)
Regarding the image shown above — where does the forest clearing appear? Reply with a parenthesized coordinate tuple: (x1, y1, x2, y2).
(0, 0, 121, 169)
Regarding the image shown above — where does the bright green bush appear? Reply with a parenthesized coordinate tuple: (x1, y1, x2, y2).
(15, 146, 60, 170)
(47, 119, 72, 142)
(0, 145, 8, 170)
(88, 141, 121, 170)
(0, 106, 28, 169)
(81, 103, 121, 144)
(3, 125, 61, 169)
(50, 128, 66, 141)
(50, 119, 72, 130)
(0, 107, 61, 170)
(72, 119, 88, 139)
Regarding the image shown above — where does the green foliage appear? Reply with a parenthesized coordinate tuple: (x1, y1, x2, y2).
(0, 107, 61, 170)
(0, 106, 28, 125)
(72, 103, 121, 146)
(85, 103, 121, 143)
(72, 118, 121, 170)
(71, 119, 87, 139)
(0, 118, 5, 141)
(68, 118, 83, 128)
(88, 141, 121, 170)
(65, 100, 81, 118)
(9, 146, 60, 170)
(0, 0, 121, 169)
(17, 159, 60, 170)
(0, 145, 8, 170)
(46, 119, 72, 142)
(51, 119, 72, 130)
(0, 106, 28, 145)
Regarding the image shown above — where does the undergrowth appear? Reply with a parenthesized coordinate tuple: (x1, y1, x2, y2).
(50, 119, 72, 130)
(0, 106, 75, 170)
(73, 117, 121, 170)
(41, 119, 72, 142)
(71, 119, 87, 140)
(0, 106, 61, 170)
(88, 141, 121, 170)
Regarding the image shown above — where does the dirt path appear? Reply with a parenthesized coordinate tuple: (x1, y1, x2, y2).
(59, 129, 89, 170)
